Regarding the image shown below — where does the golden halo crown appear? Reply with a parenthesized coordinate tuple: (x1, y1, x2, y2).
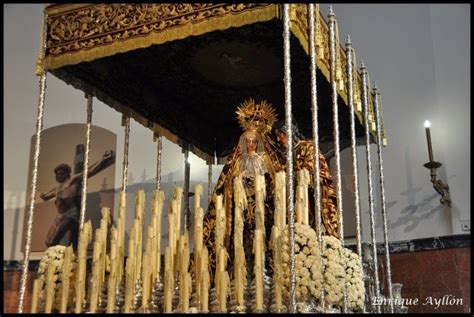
(236, 99, 277, 135)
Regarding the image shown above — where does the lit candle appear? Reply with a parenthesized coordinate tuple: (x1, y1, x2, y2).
(424, 120, 434, 163)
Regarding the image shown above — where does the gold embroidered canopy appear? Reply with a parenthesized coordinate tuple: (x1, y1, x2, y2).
(40, 3, 385, 162)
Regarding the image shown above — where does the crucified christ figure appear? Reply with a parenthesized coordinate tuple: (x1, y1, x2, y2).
(39, 149, 115, 250)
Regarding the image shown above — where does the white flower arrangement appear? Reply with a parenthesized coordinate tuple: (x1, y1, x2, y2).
(36, 245, 76, 312)
(280, 224, 323, 304)
(280, 224, 365, 312)
(340, 248, 365, 310)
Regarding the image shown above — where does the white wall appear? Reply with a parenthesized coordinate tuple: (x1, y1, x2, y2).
(4, 4, 470, 260)
(320, 4, 470, 243)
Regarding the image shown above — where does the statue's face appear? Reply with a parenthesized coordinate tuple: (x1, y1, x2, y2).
(246, 136, 258, 153)
(55, 169, 69, 183)
(276, 131, 287, 147)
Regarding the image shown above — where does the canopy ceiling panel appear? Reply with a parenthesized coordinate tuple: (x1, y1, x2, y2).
(43, 3, 383, 162)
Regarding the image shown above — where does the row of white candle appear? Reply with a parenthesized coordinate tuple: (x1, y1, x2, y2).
(31, 167, 313, 313)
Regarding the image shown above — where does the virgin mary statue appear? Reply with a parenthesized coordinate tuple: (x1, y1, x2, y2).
(202, 98, 282, 283)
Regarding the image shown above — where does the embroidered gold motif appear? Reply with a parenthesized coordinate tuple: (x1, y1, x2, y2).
(46, 4, 272, 56)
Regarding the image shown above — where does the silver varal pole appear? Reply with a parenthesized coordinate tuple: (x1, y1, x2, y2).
(308, 3, 326, 310)
(282, 3, 297, 313)
(155, 134, 162, 191)
(18, 9, 48, 313)
(328, 6, 348, 312)
(208, 159, 213, 205)
(373, 85, 393, 313)
(121, 116, 131, 193)
(360, 61, 381, 313)
(346, 36, 366, 313)
(79, 94, 93, 230)
(183, 144, 190, 231)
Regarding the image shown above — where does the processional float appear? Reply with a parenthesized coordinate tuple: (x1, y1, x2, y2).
(19, 3, 405, 314)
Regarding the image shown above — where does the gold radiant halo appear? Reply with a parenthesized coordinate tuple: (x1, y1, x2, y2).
(236, 98, 277, 135)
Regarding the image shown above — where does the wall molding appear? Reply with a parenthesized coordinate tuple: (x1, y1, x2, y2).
(347, 233, 470, 255)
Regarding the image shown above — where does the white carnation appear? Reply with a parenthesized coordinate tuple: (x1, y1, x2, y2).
(280, 225, 365, 311)
(35, 245, 76, 312)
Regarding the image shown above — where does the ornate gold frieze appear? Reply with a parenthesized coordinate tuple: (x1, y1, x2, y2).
(45, 3, 277, 69)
